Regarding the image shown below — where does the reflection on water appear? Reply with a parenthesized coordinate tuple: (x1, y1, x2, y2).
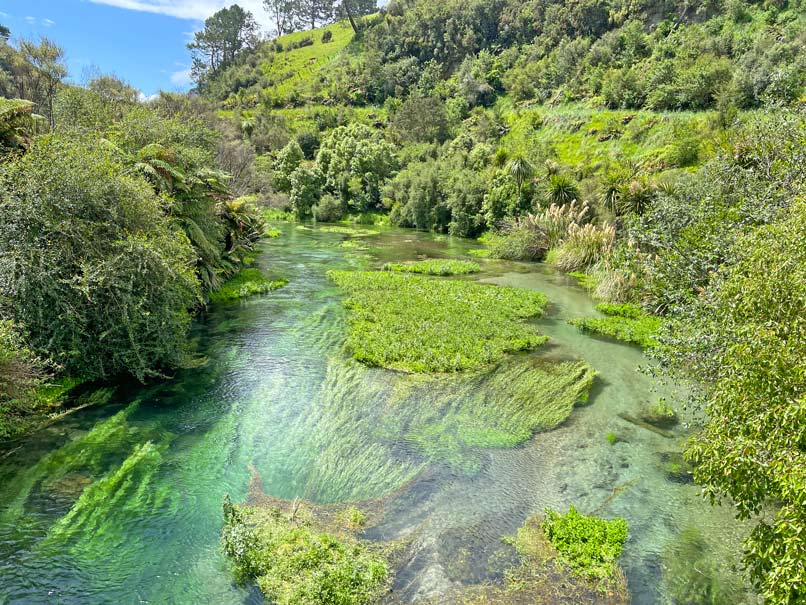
(0, 225, 754, 604)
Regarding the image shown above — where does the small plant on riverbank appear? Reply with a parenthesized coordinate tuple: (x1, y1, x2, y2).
(328, 270, 548, 373)
(569, 303, 661, 348)
(542, 506, 628, 583)
(209, 269, 287, 303)
(382, 259, 481, 276)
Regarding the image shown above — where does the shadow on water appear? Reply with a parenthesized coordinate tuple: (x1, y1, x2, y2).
(0, 224, 755, 604)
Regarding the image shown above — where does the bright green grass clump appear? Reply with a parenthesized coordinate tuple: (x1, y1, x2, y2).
(542, 506, 629, 582)
(328, 270, 548, 373)
(209, 269, 287, 303)
(382, 259, 481, 276)
(569, 303, 661, 348)
(222, 498, 388, 605)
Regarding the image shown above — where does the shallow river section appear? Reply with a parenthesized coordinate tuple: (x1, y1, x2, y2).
(0, 225, 751, 604)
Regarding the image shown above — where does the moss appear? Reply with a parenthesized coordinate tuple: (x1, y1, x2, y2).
(569, 303, 662, 348)
(209, 269, 287, 303)
(265, 226, 282, 238)
(382, 259, 481, 276)
(328, 270, 548, 373)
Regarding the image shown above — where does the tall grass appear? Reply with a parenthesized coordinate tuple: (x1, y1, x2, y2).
(549, 222, 616, 272)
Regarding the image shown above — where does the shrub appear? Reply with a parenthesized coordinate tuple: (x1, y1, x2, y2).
(312, 193, 345, 223)
(0, 320, 48, 440)
(0, 135, 201, 382)
(546, 174, 581, 205)
(542, 506, 628, 582)
(321, 30, 333, 43)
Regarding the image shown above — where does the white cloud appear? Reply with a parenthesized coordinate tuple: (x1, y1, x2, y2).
(24, 16, 36, 24)
(86, 1, 273, 28)
(138, 91, 160, 102)
(170, 67, 192, 86)
(42, 18, 56, 27)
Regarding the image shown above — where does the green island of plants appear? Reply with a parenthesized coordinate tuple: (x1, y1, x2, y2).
(208, 269, 287, 303)
(223, 476, 628, 605)
(542, 506, 629, 583)
(328, 270, 548, 373)
(382, 259, 481, 276)
(569, 303, 661, 349)
(221, 495, 389, 605)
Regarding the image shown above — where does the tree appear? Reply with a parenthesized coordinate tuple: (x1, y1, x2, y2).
(264, 0, 297, 36)
(0, 24, 10, 41)
(296, 0, 336, 30)
(17, 37, 67, 128)
(338, 0, 376, 33)
(189, 5, 258, 88)
(507, 156, 534, 198)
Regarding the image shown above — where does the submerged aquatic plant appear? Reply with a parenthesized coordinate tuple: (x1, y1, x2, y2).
(0, 402, 140, 522)
(45, 440, 170, 551)
(382, 259, 481, 276)
(328, 270, 548, 373)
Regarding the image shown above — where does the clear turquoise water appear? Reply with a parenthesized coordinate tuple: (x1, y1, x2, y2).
(0, 225, 754, 604)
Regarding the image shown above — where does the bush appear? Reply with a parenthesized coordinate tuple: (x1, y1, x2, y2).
(321, 30, 333, 43)
(0, 320, 48, 440)
(312, 193, 345, 223)
(0, 135, 201, 382)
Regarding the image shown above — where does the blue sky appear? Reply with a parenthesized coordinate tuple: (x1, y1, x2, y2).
(0, 0, 275, 97)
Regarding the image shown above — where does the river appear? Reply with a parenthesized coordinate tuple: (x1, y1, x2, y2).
(0, 224, 754, 604)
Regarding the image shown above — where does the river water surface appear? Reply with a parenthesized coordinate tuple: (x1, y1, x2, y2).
(0, 225, 753, 604)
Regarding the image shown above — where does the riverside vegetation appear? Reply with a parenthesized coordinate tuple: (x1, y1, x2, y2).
(1, 0, 805, 602)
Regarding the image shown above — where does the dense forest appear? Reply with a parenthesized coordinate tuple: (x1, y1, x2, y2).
(1, 0, 805, 603)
